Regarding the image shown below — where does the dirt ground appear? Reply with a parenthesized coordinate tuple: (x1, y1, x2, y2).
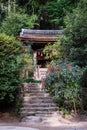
(0, 112, 87, 130)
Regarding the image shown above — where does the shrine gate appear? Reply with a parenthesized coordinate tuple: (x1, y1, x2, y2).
(18, 29, 63, 80)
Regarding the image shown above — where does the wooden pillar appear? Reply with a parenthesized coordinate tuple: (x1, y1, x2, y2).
(33, 51, 37, 68)
(33, 51, 37, 79)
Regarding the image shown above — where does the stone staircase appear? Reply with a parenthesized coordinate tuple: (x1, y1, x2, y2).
(20, 83, 59, 124)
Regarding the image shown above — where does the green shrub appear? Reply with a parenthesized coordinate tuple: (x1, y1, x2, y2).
(62, 0, 87, 67)
(0, 13, 37, 37)
(81, 67, 87, 109)
(81, 67, 87, 88)
(43, 62, 83, 113)
(20, 45, 34, 79)
(0, 33, 22, 104)
(22, 77, 41, 83)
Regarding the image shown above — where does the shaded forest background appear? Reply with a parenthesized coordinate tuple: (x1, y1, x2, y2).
(0, 0, 80, 30)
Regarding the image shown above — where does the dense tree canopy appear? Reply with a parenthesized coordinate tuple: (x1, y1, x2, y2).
(44, 0, 79, 29)
(0, 0, 79, 29)
(0, 13, 37, 37)
(62, 0, 87, 67)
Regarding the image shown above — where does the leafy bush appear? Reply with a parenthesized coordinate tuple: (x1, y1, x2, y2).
(42, 62, 83, 113)
(0, 6, 6, 24)
(22, 77, 41, 83)
(81, 67, 87, 88)
(45, 0, 79, 28)
(0, 33, 22, 104)
(0, 13, 37, 37)
(81, 67, 87, 109)
(62, 0, 87, 67)
(20, 45, 34, 79)
(43, 41, 65, 62)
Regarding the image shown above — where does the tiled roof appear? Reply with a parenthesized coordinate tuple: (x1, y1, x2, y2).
(18, 29, 63, 42)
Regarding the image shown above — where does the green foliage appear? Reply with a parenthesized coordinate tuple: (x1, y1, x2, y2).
(0, 0, 79, 29)
(81, 67, 87, 88)
(0, 7, 6, 24)
(43, 41, 65, 62)
(20, 45, 34, 78)
(22, 77, 41, 83)
(15, 0, 79, 29)
(62, 0, 87, 67)
(45, 0, 79, 29)
(0, 13, 37, 37)
(43, 62, 82, 113)
(81, 67, 87, 109)
(0, 33, 22, 103)
(0, 0, 17, 18)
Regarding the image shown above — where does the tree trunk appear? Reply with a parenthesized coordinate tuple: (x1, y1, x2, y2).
(8, 0, 11, 15)
(13, 0, 16, 13)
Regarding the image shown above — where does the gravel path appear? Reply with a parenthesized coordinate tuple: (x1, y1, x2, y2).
(0, 112, 87, 130)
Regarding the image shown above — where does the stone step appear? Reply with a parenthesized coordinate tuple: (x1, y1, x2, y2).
(26, 95, 54, 99)
(21, 111, 57, 117)
(22, 116, 43, 123)
(23, 99, 54, 103)
(28, 90, 44, 95)
(27, 85, 41, 88)
(23, 96, 53, 100)
(21, 106, 58, 112)
(21, 83, 59, 121)
(22, 115, 60, 124)
(31, 93, 50, 96)
(23, 93, 50, 97)
(22, 88, 41, 92)
(23, 96, 53, 102)
(21, 83, 41, 92)
(28, 88, 41, 91)
(22, 83, 39, 86)
(21, 90, 42, 93)
(35, 113, 58, 117)
(23, 103, 56, 107)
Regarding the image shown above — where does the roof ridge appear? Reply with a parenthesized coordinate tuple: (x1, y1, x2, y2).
(21, 29, 63, 35)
